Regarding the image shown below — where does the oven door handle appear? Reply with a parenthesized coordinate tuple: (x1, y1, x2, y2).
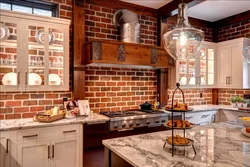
(117, 128, 134, 132)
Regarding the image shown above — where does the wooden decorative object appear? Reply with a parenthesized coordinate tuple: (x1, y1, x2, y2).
(85, 39, 174, 68)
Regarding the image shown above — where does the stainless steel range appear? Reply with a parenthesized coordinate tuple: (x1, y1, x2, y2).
(100, 110, 169, 131)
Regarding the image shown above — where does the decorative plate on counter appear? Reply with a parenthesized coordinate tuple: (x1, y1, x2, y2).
(28, 73, 42, 85)
(35, 29, 55, 45)
(49, 74, 61, 85)
(163, 136, 194, 147)
(241, 128, 250, 138)
(0, 23, 10, 41)
(2, 72, 17, 85)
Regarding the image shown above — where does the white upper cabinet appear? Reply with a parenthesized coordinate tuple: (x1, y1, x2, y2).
(0, 10, 70, 92)
(170, 41, 216, 88)
(217, 38, 250, 89)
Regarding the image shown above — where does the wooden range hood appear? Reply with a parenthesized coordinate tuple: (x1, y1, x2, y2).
(85, 40, 175, 68)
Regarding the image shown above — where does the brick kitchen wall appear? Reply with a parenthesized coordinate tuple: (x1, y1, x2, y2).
(84, 2, 158, 113)
(218, 89, 250, 105)
(0, 0, 72, 120)
(218, 19, 250, 42)
(85, 67, 157, 112)
(84, 2, 157, 45)
(167, 89, 212, 106)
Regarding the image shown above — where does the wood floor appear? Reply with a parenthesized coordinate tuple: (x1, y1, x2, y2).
(84, 147, 105, 167)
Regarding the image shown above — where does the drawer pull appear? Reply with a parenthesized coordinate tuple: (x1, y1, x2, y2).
(201, 114, 210, 118)
(6, 138, 9, 154)
(63, 130, 76, 134)
(52, 145, 55, 158)
(185, 116, 193, 119)
(48, 145, 50, 159)
(23, 134, 38, 138)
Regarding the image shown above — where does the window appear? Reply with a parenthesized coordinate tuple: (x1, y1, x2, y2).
(0, 0, 58, 17)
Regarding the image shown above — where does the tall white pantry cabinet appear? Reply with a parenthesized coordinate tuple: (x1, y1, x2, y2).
(0, 124, 83, 167)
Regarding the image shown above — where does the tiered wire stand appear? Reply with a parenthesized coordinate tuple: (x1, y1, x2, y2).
(163, 83, 196, 156)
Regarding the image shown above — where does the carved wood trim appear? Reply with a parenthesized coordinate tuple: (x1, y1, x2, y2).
(92, 41, 102, 60)
(117, 45, 126, 62)
(150, 48, 158, 64)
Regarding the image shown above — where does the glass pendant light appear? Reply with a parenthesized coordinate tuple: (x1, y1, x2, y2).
(162, 3, 204, 60)
(243, 46, 250, 64)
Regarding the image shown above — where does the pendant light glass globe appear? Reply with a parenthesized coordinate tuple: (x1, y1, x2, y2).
(162, 3, 204, 60)
(243, 46, 250, 64)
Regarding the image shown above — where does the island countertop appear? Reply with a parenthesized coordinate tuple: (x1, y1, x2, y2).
(0, 113, 109, 131)
(103, 121, 250, 167)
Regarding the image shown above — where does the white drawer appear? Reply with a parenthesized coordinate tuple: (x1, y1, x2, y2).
(17, 124, 80, 142)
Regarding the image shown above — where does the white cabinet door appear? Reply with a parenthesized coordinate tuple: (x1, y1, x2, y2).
(217, 47, 229, 87)
(50, 137, 80, 167)
(17, 141, 50, 167)
(0, 132, 11, 167)
(229, 44, 243, 88)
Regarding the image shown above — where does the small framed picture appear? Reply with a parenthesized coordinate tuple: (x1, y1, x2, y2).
(78, 100, 90, 116)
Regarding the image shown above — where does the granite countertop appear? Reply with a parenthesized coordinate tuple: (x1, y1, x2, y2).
(103, 121, 250, 167)
(0, 113, 109, 131)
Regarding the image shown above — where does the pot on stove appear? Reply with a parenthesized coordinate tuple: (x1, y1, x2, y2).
(139, 102, 152, 110)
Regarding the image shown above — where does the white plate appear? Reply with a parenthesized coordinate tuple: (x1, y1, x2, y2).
(241, 128, 250, 138)
(49, 74, 61, 85)
(2, 72, 17, 85)
(0, 23, 10, 41)
(28, 73, 42, 85)
(35, 29, 55, 45)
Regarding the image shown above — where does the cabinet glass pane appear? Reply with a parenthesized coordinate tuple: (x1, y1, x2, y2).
(179, 60, 187, 85)
(28, 25, 45, 86)
(200, 48, 206, 85)
(188, 59, 196, 85)
(0, 21, 18, 86)
(208, 49, 214, 85)
(48, 28, 64, 86)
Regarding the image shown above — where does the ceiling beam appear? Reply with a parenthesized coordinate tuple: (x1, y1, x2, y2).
(157, 0, 206, 19)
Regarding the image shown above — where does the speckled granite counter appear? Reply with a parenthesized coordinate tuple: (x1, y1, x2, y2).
(103, 121, 250, 167)
(0, 113, 109, 131)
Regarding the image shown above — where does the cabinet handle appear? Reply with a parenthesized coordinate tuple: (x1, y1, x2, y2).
(25, 72, 28, 85)
(6, 138, 9, 154)
(63, 130, 76, 134)
(185, 116, 193, 119)
(48, 145, 50, 159)
(23, 134, 38, 138)
(226, 77, 228, 84)
(228, 76, 231, 84)
(17, 72, 20, 85)
(201, 114, 210, 118)
(52, 145, 54, 158)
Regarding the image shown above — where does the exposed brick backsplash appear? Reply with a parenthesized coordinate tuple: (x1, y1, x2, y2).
(218, 89, 250, 105)
(84, 2, 157, 45)
(167, 89, 212, 106)
(218, 19, 250, 42)
(0, 0, 72, 120)
(85, 67, 157, 113)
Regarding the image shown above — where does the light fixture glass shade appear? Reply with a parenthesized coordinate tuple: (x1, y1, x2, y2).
(162, 3, 204, 60)
(243, 46, 250, 64)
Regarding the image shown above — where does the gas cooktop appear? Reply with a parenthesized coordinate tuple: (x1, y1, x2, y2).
(100, 110, 165, 118)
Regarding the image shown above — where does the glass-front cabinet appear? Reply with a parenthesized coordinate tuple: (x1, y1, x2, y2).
(176, 42, 216, 88)
(0, 10, 70, 91)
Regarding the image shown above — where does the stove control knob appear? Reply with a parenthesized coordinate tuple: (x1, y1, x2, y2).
(129, 123, 133, 127)
(155, 120, 160, 123)
(162, 120, 166, 123)
(136, 122, 140, 126)
(122, 123, 126, 127)
(146, 121, 150, 124)
(114, 124, 118, 129)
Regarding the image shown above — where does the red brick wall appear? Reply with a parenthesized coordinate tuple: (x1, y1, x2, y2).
(84, 2, 157, 45)
(218, 19, 250, 42)
(218, 89, 250, 105)
(167, 89, 212, 106)
(84, 2, 158, 112)
(0, 0, 72, 120)
(85, 67, 157, 112)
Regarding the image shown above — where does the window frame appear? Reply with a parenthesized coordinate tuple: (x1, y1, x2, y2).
(0, 0, 59, 17)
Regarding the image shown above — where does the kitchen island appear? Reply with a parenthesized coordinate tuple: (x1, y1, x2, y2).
(103, 121, 250, 167)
